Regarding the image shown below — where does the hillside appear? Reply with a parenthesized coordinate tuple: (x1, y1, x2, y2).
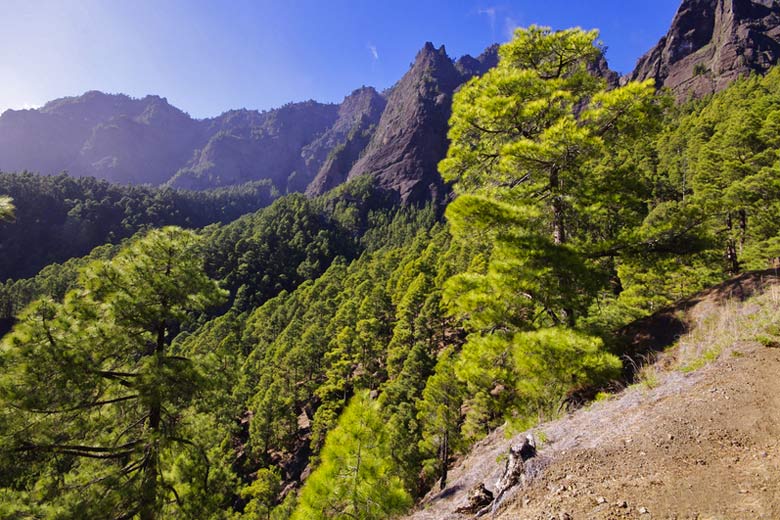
(407, 271, 780, 519)
(0, 172, 278, 281)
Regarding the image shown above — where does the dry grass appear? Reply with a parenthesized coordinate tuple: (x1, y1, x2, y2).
(676, 286, 780, 372)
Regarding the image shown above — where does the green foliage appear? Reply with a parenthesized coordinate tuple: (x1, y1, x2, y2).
(693, 63, 710, 76)
(442, 25, 660, 326)
(0, 227, 227, 519)
(417, 347, 464, 490)
(440, 25, 659, 433)
(292, 391, 412, 520)
(659, 71, 780, 271)
(510, 328, 621, 418)
(8, 22, 780, 520)
(0, 243, 120, 329)
(0, 195, 13, 222)
(240, 467, 282, 520)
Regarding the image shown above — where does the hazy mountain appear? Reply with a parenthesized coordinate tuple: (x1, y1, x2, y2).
(0, 46, 498, 203)
(3, 0, 778, 202)
(0, 91, 206, 185)
(167, 101, 340, 191)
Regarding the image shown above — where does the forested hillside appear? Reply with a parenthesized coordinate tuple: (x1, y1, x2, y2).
(3, 20, 780, 520)
(0, 173, 278, 281)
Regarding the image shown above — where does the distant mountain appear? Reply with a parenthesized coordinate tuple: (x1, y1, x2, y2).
(167, 101, 340, 191)
(627, 0, 780, 100)
(0, 92, 206, 186)
(6, 0, 775, 203)
(0, 45, 497, 203)
(0, 91, 344, 193)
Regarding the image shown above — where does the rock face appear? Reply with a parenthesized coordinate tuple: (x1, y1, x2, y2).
(304, 87, 387, 196)
(627, 0, 780, 100)
(329, 43, 498, 204)
(167, 101, 340, 191)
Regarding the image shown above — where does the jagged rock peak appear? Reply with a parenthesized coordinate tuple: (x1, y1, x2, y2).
(590, 54, 620, 88)
(337, 87, 385, 122)
(307, 42, 502, 202)
(344, 42, 468, 204)
(627, 0, 780, 100)
(420, 41, 448, 57)
(412, 42, 461, 79)
(455, 44, 500, 79)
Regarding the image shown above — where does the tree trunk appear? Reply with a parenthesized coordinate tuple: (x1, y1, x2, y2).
(140, 322, 166, 520)
(439, 431, 449, 490)
(550, 168, 566, 245)
(739, 209, 747, 256)
(140, 411, 160, 520)
(726, 212, 740, 274)
(550, 167, 574, 325)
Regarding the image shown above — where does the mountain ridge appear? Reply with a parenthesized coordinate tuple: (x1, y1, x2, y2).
(0, 44, 498, 203)
(4, 0, 780, 202)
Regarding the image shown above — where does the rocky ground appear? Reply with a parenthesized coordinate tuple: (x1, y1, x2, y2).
(405, 272, 780, 520)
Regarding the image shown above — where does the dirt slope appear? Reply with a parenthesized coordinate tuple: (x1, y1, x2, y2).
(406, 272, 780, 520)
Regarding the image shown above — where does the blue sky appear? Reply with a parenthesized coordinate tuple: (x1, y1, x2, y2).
(0, 0, 681, 119)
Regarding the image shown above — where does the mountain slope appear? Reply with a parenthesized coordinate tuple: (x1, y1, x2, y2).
(167, 101, 340, 191)
(0, 91, 206, 185)
(304, 87, 387, 196)
(627, 0, 780, 100)
(405, 271, 780, 519)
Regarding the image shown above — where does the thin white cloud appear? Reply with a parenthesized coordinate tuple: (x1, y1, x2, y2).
(368, 44, 379, 61)
(478, 7, 497, 35)
(504, 16, 519, 41)
(21, 103, 41, 110)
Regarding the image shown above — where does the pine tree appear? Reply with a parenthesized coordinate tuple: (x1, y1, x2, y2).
(416, 347, 464, 490)
(240, 467, 282, 520)
(0, 226, 226, 519)
(439, 26, 648, 432)
(441, 25, 659, 327)
(292, 391, 412, 520)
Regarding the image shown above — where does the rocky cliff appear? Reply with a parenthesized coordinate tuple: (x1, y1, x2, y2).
(304, 87, 386, 196)
(627, 0, 780, 100)
(324, 44, 498, 204)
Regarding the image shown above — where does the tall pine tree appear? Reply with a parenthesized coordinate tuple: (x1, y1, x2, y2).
(0, 227, 226, 519)
(440, 26, 652, 431)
